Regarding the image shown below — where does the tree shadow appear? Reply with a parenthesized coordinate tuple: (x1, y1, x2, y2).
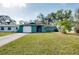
(67, 33, 79, 36)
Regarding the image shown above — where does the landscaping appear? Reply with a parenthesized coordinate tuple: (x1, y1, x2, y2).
(0, 32, 79, 54)
(0, 32, 14, 37)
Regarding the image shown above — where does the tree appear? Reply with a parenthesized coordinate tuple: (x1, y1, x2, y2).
(64, 10, 72, 19)
(75, 8, 79, 20)
(56, 9, 73, 33)
(46, 9, 73, 33)
(56, 9, 64, 21)
(46, 9, 64, 25)
(19, 20, 25, 25)
(37, 13, 45, 24)
(47, 12, 57, 24)
(74, 8, 79, 33)
(57, 18, 73, 33)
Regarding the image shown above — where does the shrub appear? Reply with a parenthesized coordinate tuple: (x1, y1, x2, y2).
(57, 19, 73, 34)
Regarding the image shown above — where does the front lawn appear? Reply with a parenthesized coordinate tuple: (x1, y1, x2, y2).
(0, 32, 14, 37)
(0, 32, 79, 55)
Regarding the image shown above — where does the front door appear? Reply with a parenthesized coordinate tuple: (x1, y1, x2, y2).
(37, 26, 42, 32)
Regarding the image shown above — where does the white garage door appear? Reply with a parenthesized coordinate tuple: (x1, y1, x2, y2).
(23, 26, 31, 32)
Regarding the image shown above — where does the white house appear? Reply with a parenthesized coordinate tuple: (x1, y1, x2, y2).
(0, 15, 19, 32)
(0, 25, 18, 32)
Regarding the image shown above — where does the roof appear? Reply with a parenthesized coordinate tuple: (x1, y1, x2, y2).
(0, 15, 16, 25)
(22, 23, 44, 26)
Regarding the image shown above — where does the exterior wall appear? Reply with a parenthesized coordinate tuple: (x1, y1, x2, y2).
(18, 25, 32, 33)
(18, 25, 23, 33)
(0, 26, 18, 32)
(31, 25, 45, 33)
(42, 26, 46, 32)
(42, 26, 58, 32)
(31, 25, 58, 33)
(31, 25, 37, 32)
(18, 24, 58, 33)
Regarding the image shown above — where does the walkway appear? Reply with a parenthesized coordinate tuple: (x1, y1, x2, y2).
(0, 33, 27, 47)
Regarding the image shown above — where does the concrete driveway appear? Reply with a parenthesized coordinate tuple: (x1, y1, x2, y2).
(0, 33, 27, 47)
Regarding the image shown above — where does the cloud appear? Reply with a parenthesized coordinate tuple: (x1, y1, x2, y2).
(12, 17, 25, 24)
(0, 0, 26, 3)
(0, 3, 26, 8)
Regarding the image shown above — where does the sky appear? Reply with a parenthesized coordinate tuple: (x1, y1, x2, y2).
(0, 3, 79, 23)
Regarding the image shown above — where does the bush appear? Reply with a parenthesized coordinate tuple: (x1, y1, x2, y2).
(57, 19, 73, 34)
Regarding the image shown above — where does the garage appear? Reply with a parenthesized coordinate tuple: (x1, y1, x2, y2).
(18, 25, 32, 33)
(23, 26, 31, 32)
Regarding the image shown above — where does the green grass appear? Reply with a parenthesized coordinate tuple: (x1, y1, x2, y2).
(0, 32, 79, 55)
(0, 32, 14, 37)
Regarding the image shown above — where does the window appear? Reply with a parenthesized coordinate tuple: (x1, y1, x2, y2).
(1, 27, 4, 30)
(16, 27, 18, 29)
(8, 27, 11, 30)
(7, 22, 10, 25)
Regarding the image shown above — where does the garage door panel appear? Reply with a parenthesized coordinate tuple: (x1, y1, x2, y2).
(23, 26, 31, 32)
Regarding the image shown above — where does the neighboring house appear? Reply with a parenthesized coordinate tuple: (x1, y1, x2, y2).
(0, 25, 18, 32)
(0, 15, 19, 32)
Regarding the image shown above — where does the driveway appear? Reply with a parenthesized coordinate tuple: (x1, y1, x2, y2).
(0, 33, 27, 47)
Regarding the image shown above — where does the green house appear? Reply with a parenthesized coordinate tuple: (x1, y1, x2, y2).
(18, 23, 58, 33)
